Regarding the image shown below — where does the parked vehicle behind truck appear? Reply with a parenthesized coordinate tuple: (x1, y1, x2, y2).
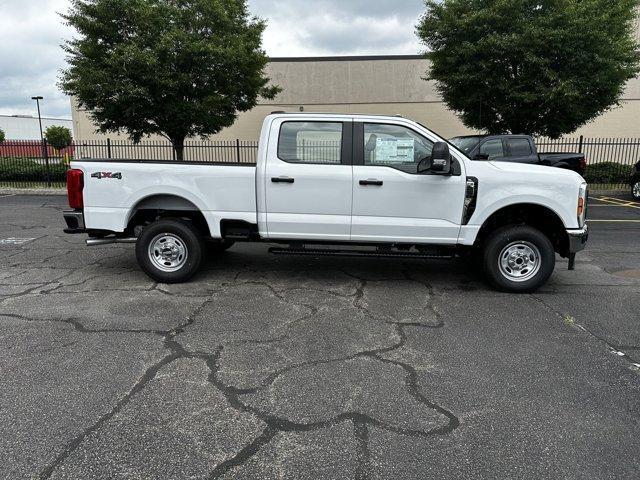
(449, 134, 587, 176)
(63, 113, 589, 292)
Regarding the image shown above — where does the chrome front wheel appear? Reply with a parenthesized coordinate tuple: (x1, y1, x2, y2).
(498, 241, 541, 282)
(632, 181, 640, 200)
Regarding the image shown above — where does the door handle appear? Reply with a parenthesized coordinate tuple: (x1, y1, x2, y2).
(359, 179, 383, 186)
(271, 177, 295, 184)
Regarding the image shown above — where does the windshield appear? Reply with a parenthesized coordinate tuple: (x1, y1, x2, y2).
(449, 136, 481, 155)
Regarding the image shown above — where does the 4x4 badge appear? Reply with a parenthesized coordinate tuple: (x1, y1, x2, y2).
(91, 172, 122, 179)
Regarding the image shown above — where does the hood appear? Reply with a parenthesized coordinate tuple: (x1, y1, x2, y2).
(489, 161, 584, 182)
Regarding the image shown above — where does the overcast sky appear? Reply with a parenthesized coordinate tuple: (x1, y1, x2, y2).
(0, 0, 425, 119)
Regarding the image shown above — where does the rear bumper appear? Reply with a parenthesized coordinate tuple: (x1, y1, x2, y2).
(567, 224, 588, 253)
(63, 210, 86, 234)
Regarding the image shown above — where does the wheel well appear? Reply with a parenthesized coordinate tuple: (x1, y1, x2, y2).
(475, 204, 568, 256)
(126, 194, 211, 237)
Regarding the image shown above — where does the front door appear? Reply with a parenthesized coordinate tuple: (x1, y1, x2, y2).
(351, 121, 466, 244)
(265, 120, 353, 241)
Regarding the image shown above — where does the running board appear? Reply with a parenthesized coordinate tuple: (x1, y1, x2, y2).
(268, 247, 454, 259)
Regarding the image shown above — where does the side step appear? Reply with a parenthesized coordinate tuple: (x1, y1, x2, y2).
(268, 247, 454, 259)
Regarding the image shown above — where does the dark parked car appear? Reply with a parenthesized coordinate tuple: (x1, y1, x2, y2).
(450, 135, 587, 176)
(631, 161, 640, 200)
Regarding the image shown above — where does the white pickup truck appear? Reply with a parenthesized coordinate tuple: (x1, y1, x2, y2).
(63, 113, 588, 292)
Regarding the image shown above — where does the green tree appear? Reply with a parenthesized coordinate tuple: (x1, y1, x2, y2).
(0, 127, 5, 144)
(60, 0, 279, 160)
(417, 0, 640, 138)
(45, 125, 73, 151)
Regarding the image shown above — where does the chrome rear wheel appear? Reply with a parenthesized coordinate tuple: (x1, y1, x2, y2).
(148, 233, 188, 272)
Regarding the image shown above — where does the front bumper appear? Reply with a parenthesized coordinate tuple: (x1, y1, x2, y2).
(63, 210, 86, 234)
(567, 224, 588, 253)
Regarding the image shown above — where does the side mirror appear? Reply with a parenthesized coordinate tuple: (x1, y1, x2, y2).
(417, 142, 452, 175)
(474, 153, 489, 161)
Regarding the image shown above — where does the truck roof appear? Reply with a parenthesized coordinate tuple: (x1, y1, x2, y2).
(269, 111, 406, 119)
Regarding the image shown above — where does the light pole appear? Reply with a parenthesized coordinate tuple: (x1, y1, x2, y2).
(31, 96, 50, 186)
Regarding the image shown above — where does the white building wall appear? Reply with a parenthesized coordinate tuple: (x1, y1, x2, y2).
(0, 115, 74, 140)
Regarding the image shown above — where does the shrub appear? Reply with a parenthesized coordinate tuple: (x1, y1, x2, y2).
(0, 158, 68, 183)
(45, 125, 73, 151)
(584, 162, 633, 184)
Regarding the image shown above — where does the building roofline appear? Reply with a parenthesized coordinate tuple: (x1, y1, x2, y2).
(269, 54, 426, 63)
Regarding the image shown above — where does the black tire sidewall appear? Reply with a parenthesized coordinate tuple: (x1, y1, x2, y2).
(483, 225, 555, 293)
(136, 219, 203, 283)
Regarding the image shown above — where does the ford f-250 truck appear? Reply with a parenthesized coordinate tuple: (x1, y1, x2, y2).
(63, 113, 589, 292)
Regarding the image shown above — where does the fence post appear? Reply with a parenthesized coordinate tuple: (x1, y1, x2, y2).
(236, 139, 241, 163)
(43, 139, 51, 187)
(107, 138, 112, 159)
(578, 135, 584, 153)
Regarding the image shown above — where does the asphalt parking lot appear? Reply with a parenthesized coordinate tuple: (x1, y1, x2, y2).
(1, 193, 639, 480)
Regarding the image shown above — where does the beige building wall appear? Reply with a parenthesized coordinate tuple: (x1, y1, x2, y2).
(72, 55, 640, 142)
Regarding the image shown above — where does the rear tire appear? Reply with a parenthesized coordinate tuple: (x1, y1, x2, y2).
(632, 180, 640, 200)
(482, 225, 555, 293)
(135, 218, 203, 283)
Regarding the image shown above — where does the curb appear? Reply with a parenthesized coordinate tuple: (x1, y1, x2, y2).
(0, 188, 67, 196)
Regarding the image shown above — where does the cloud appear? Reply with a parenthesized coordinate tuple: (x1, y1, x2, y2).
(249, 0, 424, 56)
(0, 0, 426, 118)
(0, 0, 74, 118)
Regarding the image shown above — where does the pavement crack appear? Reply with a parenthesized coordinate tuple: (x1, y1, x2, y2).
(207, 425, 278, 479)
(38, 353, 182, 479)
(354, 417, 371, 480)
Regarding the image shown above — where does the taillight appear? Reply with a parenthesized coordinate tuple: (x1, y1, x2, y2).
(67, 169, 84, 209)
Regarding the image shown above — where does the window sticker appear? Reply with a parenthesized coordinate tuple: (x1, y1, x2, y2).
(374, 138, 415, 163)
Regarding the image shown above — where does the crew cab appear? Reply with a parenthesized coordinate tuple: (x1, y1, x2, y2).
(63, 113, 589, 292)
(450, 134, 587, 176)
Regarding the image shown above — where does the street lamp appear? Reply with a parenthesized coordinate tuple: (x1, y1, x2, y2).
(31, 96, 50, 186)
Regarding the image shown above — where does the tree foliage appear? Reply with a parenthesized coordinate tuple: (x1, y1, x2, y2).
(45, 125, 73, 151)
(0, 127, 5, 144)
(60, 0, 279, 159)
(417, 0, 640, 138)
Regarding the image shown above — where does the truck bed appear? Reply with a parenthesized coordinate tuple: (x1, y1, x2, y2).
(71, 159, 257, 235)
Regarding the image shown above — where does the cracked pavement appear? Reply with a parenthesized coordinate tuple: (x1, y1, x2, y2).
(1, 194, 639, 479)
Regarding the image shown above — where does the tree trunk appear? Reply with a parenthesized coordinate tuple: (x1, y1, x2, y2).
(172, 137, 185, 161)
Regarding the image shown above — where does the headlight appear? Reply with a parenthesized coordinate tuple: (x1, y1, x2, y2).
(577, 182, 588, 227)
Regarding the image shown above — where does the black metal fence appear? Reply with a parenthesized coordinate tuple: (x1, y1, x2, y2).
(535, 136, 640, 187)
(1, 137, 638, 190)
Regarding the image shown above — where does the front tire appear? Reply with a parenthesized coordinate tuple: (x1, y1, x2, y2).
(632, 180, 640, 200)
(135, 218, 203, 283)
(482, 225, 555, 293)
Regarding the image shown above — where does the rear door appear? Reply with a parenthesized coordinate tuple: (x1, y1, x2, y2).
(264, 119, 353, 241)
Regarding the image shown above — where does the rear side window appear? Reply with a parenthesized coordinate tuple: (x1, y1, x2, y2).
(479, 139, 504, 159)
(506, 138, 532, 156)
(278, 122, 342, 164)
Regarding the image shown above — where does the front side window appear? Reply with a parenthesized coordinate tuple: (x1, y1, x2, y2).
(363, 123, 433, 173)
(278, 122, 342, 164)
(506, 138, 532, 156)
(479, 139, 505, 160)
